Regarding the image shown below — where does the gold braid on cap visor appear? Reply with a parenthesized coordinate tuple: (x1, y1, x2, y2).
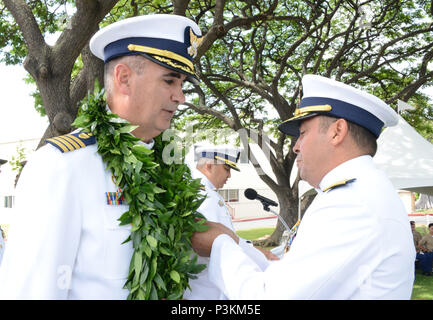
(128, 44, 194, 73)
(214, 155, 239, 169)
(285, 104, 333, 121)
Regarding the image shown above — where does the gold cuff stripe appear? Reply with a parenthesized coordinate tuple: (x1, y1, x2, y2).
(128, 44, 194, 70)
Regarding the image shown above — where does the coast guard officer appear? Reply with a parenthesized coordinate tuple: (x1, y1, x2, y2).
(184, 146, 278, 300)
(191, 75, 415, 299)
(0, 14, 203, 299)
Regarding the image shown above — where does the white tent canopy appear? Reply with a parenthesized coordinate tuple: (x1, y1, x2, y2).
(293, 115, 433, 197)
(374, 115, 433, 196)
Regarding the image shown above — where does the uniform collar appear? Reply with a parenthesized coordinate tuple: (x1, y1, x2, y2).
(137, 139, 154, 149)
(318, 155, 373, 192)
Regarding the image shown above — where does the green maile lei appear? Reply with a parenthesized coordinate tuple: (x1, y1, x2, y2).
(72, 85, 207, 300)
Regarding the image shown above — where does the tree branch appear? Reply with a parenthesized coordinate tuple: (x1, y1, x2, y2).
(3, 0, 47, 57)
(53, 0, 119, 74)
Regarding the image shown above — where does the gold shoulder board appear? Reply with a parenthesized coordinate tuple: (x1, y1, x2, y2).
(46, 132, 96, 153)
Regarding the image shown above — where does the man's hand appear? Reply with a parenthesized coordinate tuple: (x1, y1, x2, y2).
(255, 247, 280, 261)
(191, 221, 239, 257)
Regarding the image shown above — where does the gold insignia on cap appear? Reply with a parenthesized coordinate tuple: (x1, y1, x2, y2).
(187, 27, 203, 58)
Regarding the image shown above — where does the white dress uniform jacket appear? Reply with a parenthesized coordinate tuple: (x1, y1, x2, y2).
(207, 156, 415, 299)
(0, 231, 5, 266)
(0, 137, 153, 299)
(183, 168, 269, 300)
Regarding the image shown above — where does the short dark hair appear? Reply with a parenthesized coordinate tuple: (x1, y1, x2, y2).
(429, 223, 433, 229)
(104, 55, 147, 99)
(318, 115, 377, 156)
(347, 120, 377, 157)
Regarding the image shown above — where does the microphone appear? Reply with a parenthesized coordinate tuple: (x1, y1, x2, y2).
(244, 188, 278, 207)
(245, 188, 291, 232)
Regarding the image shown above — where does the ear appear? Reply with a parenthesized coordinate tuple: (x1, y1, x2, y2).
(201, 161, 211, 173)
(329, 118, 349, 146)
(113, 63, 132, 95)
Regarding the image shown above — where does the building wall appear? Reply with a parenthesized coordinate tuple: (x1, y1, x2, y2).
(398, 190, 414, 214)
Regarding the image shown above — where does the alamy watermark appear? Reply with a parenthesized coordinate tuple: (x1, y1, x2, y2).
(161, 126, 272, 176)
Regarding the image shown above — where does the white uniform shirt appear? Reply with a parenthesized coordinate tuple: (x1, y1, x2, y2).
(207, 156, 415, 299)
(0, 138, 152, 299)
(183, 168, 269, 300)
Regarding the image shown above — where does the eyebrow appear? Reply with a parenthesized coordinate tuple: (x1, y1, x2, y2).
(163, 72, 182, 79)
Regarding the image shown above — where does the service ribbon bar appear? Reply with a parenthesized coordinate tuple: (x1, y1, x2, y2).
(106, 189, 125, 205)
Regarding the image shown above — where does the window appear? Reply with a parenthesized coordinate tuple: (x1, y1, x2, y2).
(3, 196, 14, 208)
(217, 189, 239, 202)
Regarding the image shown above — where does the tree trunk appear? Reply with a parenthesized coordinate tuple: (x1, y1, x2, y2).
(415, 193, 433, 210)
(3, 0, 117, 149)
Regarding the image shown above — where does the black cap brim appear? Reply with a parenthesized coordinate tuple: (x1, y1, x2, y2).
(278, 112, 319, 137)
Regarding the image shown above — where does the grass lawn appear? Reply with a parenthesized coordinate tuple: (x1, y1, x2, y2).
(236, 227, 275, 241)
(412, 269, 433, 300)
(236, 226, 433, 300)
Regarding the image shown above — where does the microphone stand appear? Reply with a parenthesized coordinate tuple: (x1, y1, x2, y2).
(261, 201, 291, 232)
(261, 201, 294, 257)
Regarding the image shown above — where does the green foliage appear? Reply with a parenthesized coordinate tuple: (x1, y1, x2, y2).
(412, 269, 433, 300)
(72, 83, 207, 300)
(0, 0, 75, 64)
(9, 145, 27, 173)
(186, 0, 433, 142)
(401, 93, 433, 143)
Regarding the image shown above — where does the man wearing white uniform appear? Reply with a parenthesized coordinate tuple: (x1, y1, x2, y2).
(191, 75, 415, 299)
(0, 160, 7, 266)
(184, 146, 278, 299)
(0, 14, 203, 299)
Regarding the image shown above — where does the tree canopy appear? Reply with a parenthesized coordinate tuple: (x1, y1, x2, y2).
(1, 0, 433, 243)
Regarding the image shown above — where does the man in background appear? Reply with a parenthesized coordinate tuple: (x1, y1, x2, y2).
(184, 146, 277, 299)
